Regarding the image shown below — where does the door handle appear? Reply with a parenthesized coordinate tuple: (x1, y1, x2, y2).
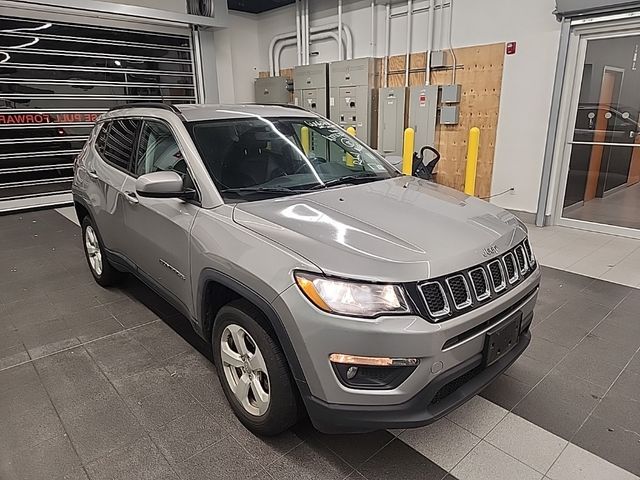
(87, 169, 99, 179)
(123, 190, 139, 204)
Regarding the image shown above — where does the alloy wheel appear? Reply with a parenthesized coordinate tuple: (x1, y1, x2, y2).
(84, 225, 103, 276)
(220, 323, 270, 417)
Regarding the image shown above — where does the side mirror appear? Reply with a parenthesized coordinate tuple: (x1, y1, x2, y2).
(385, 155, 403, 170)
(135, 171, 194, 199)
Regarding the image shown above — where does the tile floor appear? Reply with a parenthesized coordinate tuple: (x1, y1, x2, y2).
(0, 209, 639, 480)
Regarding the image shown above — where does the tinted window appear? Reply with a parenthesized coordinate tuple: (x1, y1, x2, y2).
(134, 121, 185, 176)
(103, 119, 139, 172)
(95, 122, 109, 154)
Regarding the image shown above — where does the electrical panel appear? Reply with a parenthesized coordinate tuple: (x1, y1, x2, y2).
(441, 84, 462, 104)
(408, 85, 439, 151)
(293, 63, 329, 117)
(430, 50, 447, 69)
(377, 87, 408, 156)
(329, 58, 380, 147)
(254, 77, 291, 104)
(440, 105, 460, 125)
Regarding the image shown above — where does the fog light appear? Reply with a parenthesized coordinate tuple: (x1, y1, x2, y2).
(329, 353, 419, 390)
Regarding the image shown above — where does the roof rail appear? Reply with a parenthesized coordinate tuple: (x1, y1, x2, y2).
(107, 102, 183, 115)
(244, 102, 311, 112)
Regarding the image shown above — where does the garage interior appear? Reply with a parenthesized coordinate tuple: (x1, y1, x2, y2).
(1, 0, 640, 479)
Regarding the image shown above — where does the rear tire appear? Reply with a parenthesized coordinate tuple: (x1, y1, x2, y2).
(81, 216, 122, 287)
(213, 299, 299, 436)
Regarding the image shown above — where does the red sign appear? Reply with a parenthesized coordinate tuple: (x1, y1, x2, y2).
(0, 112, 101, 125)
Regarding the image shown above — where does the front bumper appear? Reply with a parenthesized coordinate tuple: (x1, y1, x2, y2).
(305, 329, 530, 433)
(272, 267, 540, 433)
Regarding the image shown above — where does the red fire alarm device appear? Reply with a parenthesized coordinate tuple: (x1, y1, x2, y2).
(506, 42, 517, 55)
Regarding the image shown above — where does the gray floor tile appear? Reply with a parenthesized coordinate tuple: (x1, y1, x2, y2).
(504, 353, 553, 387)
(177, 439, 264, 480)
(616, 289, 640, 315)
(446, 395, 508, 437)
(111, 365, 178, 400)
(513, 390, 589, 441)
(611, 369, 640, 402)
(548, 442, 639, 480)
(578, 278, 631, 309)
(150, 405, 226, 465)
(0, 362, 40, 395)
(522, 335, 571, 368)
(3, 297, 61, 327)
(265, 438, 354, 480)
(84, 331, 158, 381)
(74, 316, 124, 344)
(398, 417, 480, 471)
(0, 343, 29, 370)
(485, 413, 567, 473)
(128, 321, 190, 361)
(555, 349, 623, 389)
(532, 370, 606, 412)
(8, 434, 82, 480)
(63, 400, 144, 463)
(19, 317, 81, 359)
(478, 372, 532, 410)
(572, 334, 639, 368)
(592, 391, 640, 435)
(126, 386, 199, 429)
(628, 353, 640, 375)
(86, 435, 178, 480)
(357, 440, 448, 480)
(309, 429, 394, 468)
(533, 316, 591, 349)
(592, 317, 640, 352)
(451, 441, 542, 480)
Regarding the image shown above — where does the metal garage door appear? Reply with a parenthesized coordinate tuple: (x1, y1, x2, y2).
(0, 15, 197, 212)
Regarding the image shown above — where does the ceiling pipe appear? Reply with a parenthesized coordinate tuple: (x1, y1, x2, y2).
(269, 23, 353, 75)
(274, 31, 344, 75)
(384, 2, 390, 88)
(370, 0, 376, 57)
(337, 0, 343, 61)
(295, 0, 302, 66)
(426, 0, 435, 85)
(405, 0, 412, 87)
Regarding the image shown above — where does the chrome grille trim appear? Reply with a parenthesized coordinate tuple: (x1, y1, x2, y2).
(503, 252, 519, 284)
(418, 281, 450, 319)
(469, 267, 491, 301)
(487, 260, 507, 293)
(515, 245, 529, 274)
(445, 275, 472, 309)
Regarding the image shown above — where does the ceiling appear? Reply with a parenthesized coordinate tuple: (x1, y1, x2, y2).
(227, 0, 295, 14)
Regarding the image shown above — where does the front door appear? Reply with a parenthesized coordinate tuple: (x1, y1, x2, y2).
(122, 120, 199, 314)
(556, 26, 640, 237)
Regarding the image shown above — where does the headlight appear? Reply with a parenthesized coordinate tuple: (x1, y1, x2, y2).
(294, 272, 410, 317)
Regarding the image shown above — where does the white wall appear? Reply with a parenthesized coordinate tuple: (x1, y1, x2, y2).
(100, 0, 187, 13)
(212, 12, 261, 103)
(251, 0, 562, 214)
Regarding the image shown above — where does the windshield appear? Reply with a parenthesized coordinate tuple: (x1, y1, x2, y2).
(188, 116, 400, 201)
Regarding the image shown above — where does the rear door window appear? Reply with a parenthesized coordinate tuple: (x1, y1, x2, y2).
(102, 118, 140, 173)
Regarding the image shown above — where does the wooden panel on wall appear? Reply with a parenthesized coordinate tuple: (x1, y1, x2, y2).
(387, 43, 505, 198)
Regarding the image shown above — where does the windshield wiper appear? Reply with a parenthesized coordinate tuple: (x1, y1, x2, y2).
(219, 186, 315, 196)
(311, 172, 382, 189)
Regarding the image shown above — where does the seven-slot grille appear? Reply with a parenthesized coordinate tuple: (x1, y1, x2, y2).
(416, 239, 536, 322)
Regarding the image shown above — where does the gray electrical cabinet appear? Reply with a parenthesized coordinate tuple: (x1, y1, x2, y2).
(293, 63, 329, 117)
(408, 85, 439, 150)
(329, 58, 379, 147)
(254, 77, 291, 104)
(377, 87, 408, 156)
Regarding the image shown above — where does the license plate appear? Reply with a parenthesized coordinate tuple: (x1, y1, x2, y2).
(483, 312, 522, 366)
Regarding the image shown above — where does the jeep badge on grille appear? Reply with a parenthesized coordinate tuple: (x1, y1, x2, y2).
(482, 245, 499, 257)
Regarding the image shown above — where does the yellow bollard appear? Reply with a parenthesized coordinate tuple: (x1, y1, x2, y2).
(402, 128, 415, 175)
(300, 126, 310, 155)
(464, 127, 480, 196)
(345, 126, 356, 166)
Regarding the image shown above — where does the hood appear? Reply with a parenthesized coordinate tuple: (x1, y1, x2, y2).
(232, 176, 527, 282)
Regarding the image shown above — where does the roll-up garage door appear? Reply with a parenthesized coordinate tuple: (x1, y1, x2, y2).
(0, 14, 197, 212)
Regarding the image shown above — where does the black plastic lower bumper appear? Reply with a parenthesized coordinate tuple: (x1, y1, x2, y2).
(305, 328, 531, 434)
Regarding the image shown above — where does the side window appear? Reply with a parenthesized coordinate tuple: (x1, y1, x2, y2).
(134, 121, 185, 177)
(102, 118, 140, 172)
(95, 122, 110, 155)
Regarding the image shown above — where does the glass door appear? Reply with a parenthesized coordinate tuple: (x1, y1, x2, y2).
(557, 29, 640, 236)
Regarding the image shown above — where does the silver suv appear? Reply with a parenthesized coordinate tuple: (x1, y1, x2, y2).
(73, 103, 540, 436)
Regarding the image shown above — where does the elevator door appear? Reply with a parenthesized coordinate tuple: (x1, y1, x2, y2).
(0, 15, 197, 212)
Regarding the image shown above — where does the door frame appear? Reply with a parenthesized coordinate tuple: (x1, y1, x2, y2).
(549, 16, 640, 239)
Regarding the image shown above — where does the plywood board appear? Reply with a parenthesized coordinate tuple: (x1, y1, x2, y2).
(387, 43, 505, 198)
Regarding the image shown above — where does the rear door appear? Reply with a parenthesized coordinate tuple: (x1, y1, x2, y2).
(121, 119, 199, 314)
(85, 118, 140, 256)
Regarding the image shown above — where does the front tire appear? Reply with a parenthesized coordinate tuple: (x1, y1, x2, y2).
(213, 299, 299, 436)
(81, 216, 122, 287)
